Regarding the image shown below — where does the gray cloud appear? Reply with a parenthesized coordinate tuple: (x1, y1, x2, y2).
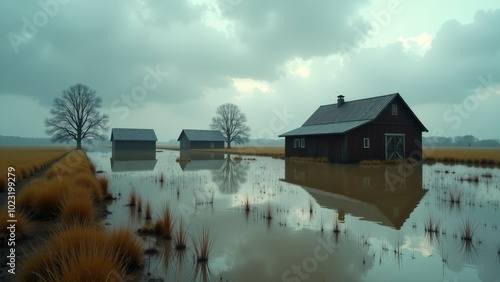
(332, 8, 500, 105)
(1, 1, 499, 139)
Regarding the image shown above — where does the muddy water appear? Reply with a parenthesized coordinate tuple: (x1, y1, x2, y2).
(87, 148, 500, 282)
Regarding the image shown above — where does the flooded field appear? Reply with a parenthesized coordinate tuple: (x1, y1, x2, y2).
(87, 148, 500, 282)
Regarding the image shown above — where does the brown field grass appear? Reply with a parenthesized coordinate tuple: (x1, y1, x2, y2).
(423, 147, 500, 165)
(17, 224, 142, 281)
(192, 146, 285, 158)
(162, 144, 499, 165)
(3, 147, 145, 280)
(60, 187, 96, 226)
(0, 146, 70, 192)
(0, 207, 31, 244)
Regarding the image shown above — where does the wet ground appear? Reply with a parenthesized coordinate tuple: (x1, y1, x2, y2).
(88, 148, 500, 282)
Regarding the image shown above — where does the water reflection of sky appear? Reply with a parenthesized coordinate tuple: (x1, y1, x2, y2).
(86, 147, 500, 282)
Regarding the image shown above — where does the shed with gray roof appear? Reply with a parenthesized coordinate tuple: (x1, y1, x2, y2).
(279, 93, 428, 163)
(111, 128, 157, 160)
(177, 129, 225, 149)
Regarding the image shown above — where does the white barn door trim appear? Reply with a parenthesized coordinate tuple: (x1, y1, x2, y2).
(385, 133, 405, 160)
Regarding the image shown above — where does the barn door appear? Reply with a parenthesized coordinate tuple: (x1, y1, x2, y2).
(385, 134, 405, 160)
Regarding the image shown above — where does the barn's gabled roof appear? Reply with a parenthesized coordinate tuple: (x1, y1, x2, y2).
(279, 93, 427, 137)
(279, 120, 371, 137)
(111, 128, 158, 141)
(177, 129, 226, 142)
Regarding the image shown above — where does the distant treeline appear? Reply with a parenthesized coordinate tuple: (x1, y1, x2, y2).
(0, 135, 285, 147)
(0, 135, 54, 146)
(423, 135, 500, 147)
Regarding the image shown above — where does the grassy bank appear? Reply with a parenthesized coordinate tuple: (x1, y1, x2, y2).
(0, 149, 143, 281)
(422, 147, 500, 165)
(161, 145, 500, 165)
(0, 146, 71, 192)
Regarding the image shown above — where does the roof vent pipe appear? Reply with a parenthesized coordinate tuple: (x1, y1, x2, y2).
(337, 95, 345, 107)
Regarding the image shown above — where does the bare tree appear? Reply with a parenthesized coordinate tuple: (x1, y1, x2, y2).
(462, 135, 477, 147)
(45, 84, 109, 149)
(210, 103, 250, 148)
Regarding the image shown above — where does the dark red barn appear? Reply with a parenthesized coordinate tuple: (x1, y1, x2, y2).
(279, 93, 428, 163)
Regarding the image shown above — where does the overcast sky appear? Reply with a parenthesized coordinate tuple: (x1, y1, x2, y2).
(1, 0, 500, 142)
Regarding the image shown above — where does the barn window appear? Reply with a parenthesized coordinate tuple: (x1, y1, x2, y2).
(301, 138, 305, 148)
(294, 138, 300, 148)
(210, 142, 215, 149)
(391, 104, 398, 115)
(363, 138, 370, 148)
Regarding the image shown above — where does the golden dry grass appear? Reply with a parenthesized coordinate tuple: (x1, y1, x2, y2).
(107, 228, 144, 269)
(60, 187, 96, 226)
(18, 224, 142, 281)
(0, 207, 31, 244)
(0, 146, 69, 191)
(423, 147, 500, 165)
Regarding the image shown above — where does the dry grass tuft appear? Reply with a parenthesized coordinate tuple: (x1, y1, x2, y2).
(128, 188, 137, 206)
(244, 195, 251, 212)
(30, 178, 70, 219)
(74, 173, 103, 203)
(137, 195, 143, 212)
(460, 218, 479, 242)
(265, 204, 273, 220)
(60, 188, 96, 226)
(173, 217, 188, 250)
(424, 214, 441, 234)
(193, 224, 216, 263)
(53, 245, 125, 282)
(145, 199, 152, 220)
(155, 204, 175, 239)
(97, 176, 109, 195)
(18, 224, 140, 281)
(0, 208, 31, 245)
(107, 228, 144, 269)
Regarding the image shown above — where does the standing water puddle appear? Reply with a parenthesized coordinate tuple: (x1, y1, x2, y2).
(87, 148, 500, 282)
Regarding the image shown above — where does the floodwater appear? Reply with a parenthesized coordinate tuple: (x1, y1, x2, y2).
(87, 148, 500, 282)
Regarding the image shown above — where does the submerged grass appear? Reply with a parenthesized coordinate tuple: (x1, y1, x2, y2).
(173, 217, 188, 250)
(244, 195, 251, 212)
(145, 199, 152, 220)
(460, 218, 479, 242)
(155, 204, 175, 239)
(137, 195, 143, 212)
(424, 214, 441, 234)
(128, 188, 137, 206)
(265, 204, 273, 220)
(449, 191, 462, 204)
(193, 224, 216, 263)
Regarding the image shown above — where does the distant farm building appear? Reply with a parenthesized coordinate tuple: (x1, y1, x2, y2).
(177, 129, 225, 149)
(111, 128, 157, 160)
(279, 93, 428, 163)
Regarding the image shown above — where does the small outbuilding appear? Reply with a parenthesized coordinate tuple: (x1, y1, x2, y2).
(279, 93, 428, 163)
(111, 128, 157, 160)
(177, 129, 225, 150)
